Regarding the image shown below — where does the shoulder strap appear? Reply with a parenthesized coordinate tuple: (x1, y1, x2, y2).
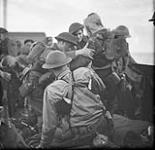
(60, 71, 74, 102)
(60, 71, 74, 128)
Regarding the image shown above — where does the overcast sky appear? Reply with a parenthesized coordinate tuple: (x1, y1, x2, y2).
(0, 0, 154, 64)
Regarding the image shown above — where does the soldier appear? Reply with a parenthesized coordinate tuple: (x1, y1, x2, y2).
(0, 27, 20, 117)
(0, 28, 28, 148)
(37, 50, 113, 148)
(18, 41, 48, 114)
(69, 22, 88, 49)
(83, 13, 121, 110)
(55, 32, 94, 71)
(111, 25, 144, 119)
(112, 25, 136, 72)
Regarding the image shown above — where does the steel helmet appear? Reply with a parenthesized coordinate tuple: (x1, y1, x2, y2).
(55, 32, 78, 46)
(42, 50, 72, 69)
(113, 25, 131, 38)
(69, 22, 84, 34)
(0, 27, 8, 33)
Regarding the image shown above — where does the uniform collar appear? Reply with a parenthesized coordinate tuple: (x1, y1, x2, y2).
(56, 68, 71, 80)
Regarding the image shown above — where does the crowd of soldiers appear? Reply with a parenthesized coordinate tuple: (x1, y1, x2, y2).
(0, 12, 154, 148)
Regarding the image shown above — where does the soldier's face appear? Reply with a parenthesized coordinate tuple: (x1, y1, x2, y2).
(74, 29, 84, 42)
(57, 40, 73, 52)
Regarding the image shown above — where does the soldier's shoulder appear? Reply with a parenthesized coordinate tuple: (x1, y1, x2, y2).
(73, 67, 92, 81)
(47, 79, 69, 89)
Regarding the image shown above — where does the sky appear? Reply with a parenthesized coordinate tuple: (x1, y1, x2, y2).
(0, 0, 154, 64)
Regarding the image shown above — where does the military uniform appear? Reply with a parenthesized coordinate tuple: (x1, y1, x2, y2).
(20, 42, 49, 114)
(111, 25, 141, 118)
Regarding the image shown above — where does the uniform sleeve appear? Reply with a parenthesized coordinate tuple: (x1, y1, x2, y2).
(27, 42, 46, 64)
(40, 83, 68, 147)
(40, 86, 58, 147)
(65, 51, 76, 59)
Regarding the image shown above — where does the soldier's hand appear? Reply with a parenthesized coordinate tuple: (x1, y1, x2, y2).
(75, 43, 95, 59)
(1, 71, 11, 81)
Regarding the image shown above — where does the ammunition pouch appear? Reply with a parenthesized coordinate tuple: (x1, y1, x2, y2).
(55, 99, 72, 117)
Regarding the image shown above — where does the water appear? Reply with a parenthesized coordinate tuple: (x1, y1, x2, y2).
(131, 53, 154, 65)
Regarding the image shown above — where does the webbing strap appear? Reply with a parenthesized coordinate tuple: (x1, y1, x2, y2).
(60, 71, 74, 129)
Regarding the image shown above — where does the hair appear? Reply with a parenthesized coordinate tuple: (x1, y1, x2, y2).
(73, 28, 84, 35)
(24, 39, 34, 45)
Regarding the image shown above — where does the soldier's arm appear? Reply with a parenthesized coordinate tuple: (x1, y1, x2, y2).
(26, 42, 46, 64)
(65, 43, 94, 60)
(39, 85, 59, 148)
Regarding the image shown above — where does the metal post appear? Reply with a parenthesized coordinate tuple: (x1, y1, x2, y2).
(0, 0, 2, 26)
(3, 0, 7, 28)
